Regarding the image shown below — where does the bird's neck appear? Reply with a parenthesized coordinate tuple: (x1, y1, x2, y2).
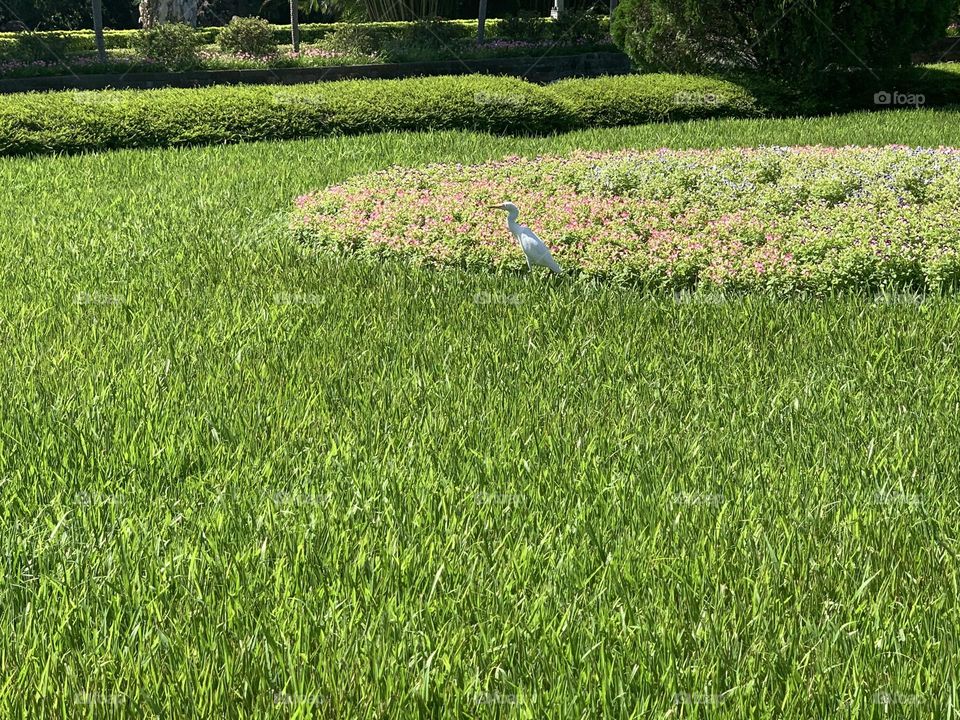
(506, 210, 520, 233)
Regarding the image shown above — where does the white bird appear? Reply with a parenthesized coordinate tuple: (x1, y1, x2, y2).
(489, 202, 562, 275)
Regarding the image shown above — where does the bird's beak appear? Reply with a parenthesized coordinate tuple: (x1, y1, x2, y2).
(487, 204, 504, 210)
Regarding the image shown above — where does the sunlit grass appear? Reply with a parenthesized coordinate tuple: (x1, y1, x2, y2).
(1, 111, 959, 717)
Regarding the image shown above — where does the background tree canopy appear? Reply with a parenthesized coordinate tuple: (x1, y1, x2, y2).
(0, 0, 561, 30)
(610, 0, 955, 78)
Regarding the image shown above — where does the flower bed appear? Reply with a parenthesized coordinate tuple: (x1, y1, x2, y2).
(0, 39, 612, 78)
(292, 146, 960, 292)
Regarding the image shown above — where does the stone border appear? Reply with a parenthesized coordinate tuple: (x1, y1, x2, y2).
(0, 52, 631, 94)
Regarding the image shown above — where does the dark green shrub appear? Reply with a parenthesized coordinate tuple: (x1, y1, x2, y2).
(611, 0, 954, 79)
(320, 24, 382, 55)
(551, 74, 764, 125)
(0, 32, 71, 61)
(130, 22, 202, 69)
(551, 9, 607, 43)
(400, 17, 466, 49)
(0, 75, 576, 156)
(217, 16, 278, 56)
(498, 11, 548, 41)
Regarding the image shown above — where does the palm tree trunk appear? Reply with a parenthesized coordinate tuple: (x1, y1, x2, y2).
(290, 0, 301, 53)
(92, 0, 107, 62)
(477, 0, 487, 44)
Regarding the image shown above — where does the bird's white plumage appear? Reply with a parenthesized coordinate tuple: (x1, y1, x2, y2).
(516, 226, 562, 273)
(490, 202, 562, 275)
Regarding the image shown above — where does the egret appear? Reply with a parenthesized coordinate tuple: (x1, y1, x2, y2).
(489, 202, 562, 275)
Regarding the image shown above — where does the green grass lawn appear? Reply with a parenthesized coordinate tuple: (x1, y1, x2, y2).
(2, 109, 960, 718)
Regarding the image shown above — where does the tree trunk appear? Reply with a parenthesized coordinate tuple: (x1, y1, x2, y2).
(290, 0, 301, 52)
(139, 0, 199, 28)
(477, 0, 487, 44)
(609, 0, 618, 19)
(92, 0, 107, 63)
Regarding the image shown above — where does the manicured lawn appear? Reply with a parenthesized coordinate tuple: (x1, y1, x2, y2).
(1, 111, 959, 717)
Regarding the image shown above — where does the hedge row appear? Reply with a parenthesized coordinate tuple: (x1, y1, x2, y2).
(0, 67, 957, 157)
(0, 19, 574, 57)
(0, 74, 762, 156)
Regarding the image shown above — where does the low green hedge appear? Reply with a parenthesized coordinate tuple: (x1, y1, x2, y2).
(551, 74, 765, 124)
(0, 75, 577, 155)
(0, 19, 567, 58)
(1, 67, 957, 157)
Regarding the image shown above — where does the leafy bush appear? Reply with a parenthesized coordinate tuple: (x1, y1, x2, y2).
(130, 23, 202, 69)
(320, 24, 383, 55)
(380, 18, 472, 61)
(551, 74, 764, 125)
(400, 17, 466, 49)
(551, 9, 607, 43)
(498, 12, 549, 42)
(292, 146, 960, 292)
(217, 16, 278, 56)
(611, 0, 954, 79)
(0, 32, 71, 61)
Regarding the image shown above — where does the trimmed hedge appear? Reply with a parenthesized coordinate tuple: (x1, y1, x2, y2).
(0, 19, 595, 58)
(551, 74, 764, 125)
(0, 75, 577, 155)
(0, 67, 957, 157)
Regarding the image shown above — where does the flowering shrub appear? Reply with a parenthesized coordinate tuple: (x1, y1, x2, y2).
(292, 146, 960, 293)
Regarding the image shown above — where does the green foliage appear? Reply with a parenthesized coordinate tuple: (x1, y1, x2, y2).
(216, 16, 278, 56)
(379, 17, 473, 60)
(130, 23, 203, 70)
(319, 24, 383, 54)
(295, 145, 960, 292)
(0, 19, 545, 59)
(551, 8, 607, 43)
(398, 16, 466, 49)
(552, 73, 765, 125)
(497, 11, 549, 41)
(8, 68, 960, 156)
(611, 0, 954, 79)
(0, 32, 71, 61)
(0, 75, 576, 156)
